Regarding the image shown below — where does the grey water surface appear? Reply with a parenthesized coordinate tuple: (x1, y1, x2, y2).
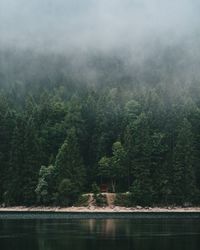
(0, 213, 200, 250)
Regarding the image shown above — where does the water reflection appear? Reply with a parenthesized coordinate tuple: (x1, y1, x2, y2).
(85, 219, 116, 237)
(0, 218, 200, 250)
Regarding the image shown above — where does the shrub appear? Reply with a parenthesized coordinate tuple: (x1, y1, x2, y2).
(95, 194, 107, 207)
(75, 195, 90, 207)
(91, 183, 107, 207)
(57, 179, 79, 206)
(114, 193, 131, 207)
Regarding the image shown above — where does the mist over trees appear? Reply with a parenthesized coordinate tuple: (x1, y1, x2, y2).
(1, 0, 200, 206)
(0, 44, 200, 206)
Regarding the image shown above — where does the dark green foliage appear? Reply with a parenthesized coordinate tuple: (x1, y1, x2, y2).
(95, 194, 107, 207)
(55, 128, 86, 191)
(114, 193, 131, 207)
(1, 50, 200, 206)
(6, 116, 25, 205)
(172, 119, 197, 204)
(92, 183, 100, 197)
(125, 113, 153, 205)
(130, 180, 152, 206)
(75, 195, 89, 207)
(99, 141, 126, 192)
(92, 183, 107, 207)
(35, 165, 56, 205)
(0, 95, 15, 203)
(57, 179, 80, 206)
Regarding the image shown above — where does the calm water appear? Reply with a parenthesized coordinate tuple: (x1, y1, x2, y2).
(0, 214, 200, 250)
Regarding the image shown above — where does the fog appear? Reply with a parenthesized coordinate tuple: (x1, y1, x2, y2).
(0, 0, 200, 53)
(0, 0, 200, 91)
(1, 1, 200, 211)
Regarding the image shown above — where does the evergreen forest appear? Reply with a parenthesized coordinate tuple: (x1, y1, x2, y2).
(1, 46, 200, 206)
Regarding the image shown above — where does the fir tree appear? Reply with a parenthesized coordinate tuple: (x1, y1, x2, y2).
(55, 128, 86, 193)
(173, 118, 197, 204)
(125, 113, 153, 205)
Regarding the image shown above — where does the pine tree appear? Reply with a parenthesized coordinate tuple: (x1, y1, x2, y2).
(55, 128, 86, 192)
(0, 96, 15, 204)
(125, 112, 153, 205)
(22, 117, 41, 205)
(7, 115, 25, 205)
(7, 99, 43, 205)
(173, 118, 197, 204)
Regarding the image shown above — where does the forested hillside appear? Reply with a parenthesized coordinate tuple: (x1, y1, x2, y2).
(1, 45, 200, 206)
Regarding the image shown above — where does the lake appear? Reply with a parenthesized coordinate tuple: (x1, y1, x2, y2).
(0, 213, 200, 250)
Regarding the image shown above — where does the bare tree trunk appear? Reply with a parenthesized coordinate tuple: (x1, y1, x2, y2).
(111, 179, 116, 193)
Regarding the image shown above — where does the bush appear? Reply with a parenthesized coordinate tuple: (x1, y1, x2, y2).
(75, 195, 90, 207)
(92, 183, 100, 197)
(35, 165, 56, 205)
(57, 179, 80, 206)
(114, 193, 131, 207)
(91, 183, 107, 207)
(129, 180, 152, 206)
(95, 194, 107, 207)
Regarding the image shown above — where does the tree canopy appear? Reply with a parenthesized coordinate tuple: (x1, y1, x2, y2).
(0, 49, 200, 206)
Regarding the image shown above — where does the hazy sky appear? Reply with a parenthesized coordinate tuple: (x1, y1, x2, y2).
(0, 0, 200, 52)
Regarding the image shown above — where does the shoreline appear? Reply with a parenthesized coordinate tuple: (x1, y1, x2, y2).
(1, 206, 200, 213)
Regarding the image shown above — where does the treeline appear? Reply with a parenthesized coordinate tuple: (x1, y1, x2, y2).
(1, 49, 200, 206)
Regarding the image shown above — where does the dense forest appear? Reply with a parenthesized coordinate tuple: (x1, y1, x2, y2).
(1, 44, 200, 207)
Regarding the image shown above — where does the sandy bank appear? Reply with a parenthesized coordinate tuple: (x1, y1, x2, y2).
(1, 206, 200, 213)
